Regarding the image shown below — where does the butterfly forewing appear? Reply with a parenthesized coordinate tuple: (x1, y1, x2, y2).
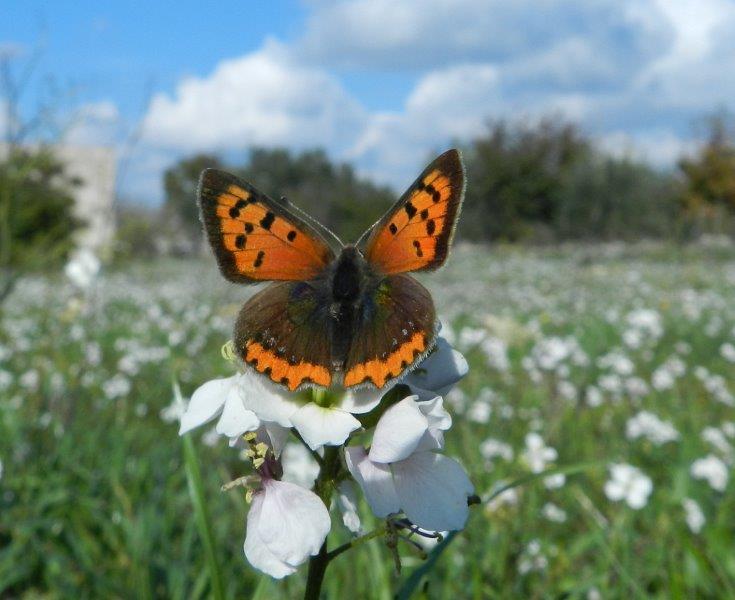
(361, 149, 465, 275)
(198, 169, 336, 282)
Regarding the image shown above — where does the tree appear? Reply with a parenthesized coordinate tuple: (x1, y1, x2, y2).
(556, 155, 681, 240)
(0, 48, 83, 304)
(679, 112, 735, 234)
(461, 117, 592, 241)
(162, 148, 395, 250)
(0, 147, 83, 300)
(163, 153, 225, 253)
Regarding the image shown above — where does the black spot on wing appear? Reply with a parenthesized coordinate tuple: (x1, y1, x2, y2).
(260, 211, 275, 230)
(254, 251, 265, 268)
(405, 202, 417, 219)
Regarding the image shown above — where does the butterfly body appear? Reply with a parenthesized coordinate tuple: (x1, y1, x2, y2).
(198, 150, 464, 391)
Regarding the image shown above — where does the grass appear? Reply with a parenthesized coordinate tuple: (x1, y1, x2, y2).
(1, 242, 734, 598)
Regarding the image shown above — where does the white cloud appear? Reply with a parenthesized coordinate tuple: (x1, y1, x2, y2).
(142, 39, 366, 154)
(599, 129, 698, 168)
(119, 0, 735, 203)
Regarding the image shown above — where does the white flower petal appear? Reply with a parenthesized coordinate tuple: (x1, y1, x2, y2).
(254, 479, 331, 568)
(179, 377, 234, 435)
(263, 421, 291, 458)
(244, 492, 296, 578)
(237, 371, 300, 426)
(405, 337, 468, 397)
(392, 451, 474, 531)
(337, 480, 362, 534)
(291, 404, 361, 450)
(418, 396, 452, 431)
(344, 446, 400, 518)
(369, 396, 428, 464)
(339, 387, 384, 415)
(216, 390, 260, 438)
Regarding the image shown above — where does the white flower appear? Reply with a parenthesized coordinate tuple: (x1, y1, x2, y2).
(280, 443, 320, 489)
(244, 478, 331, 578)
(345, 396, 474, 531)
(480, 337, 510, 372)
(102, 374, 131, 400)
(701, 427, 733, 460)
(522, 433, 557, 472)
(467, 400, 491, 423)
(604, 463, 653, 509)
(402, 337, 468, 400)
(585, 386, 604, 407)
(722, 343, 735, 363)
(691, 454, 729, 492)
(626, 411, 679, 445)
(160, 385, 187, 423)
(541, 502, 567, 523)
(479, 438, 513, 462)
(518, 539, 548, 574)
(179, 375, 260, 438)
(65, 248, 101, 289)
(336, 481, 362, 534)
(0, 458, 3, 480)
(682, 498, 705, 533)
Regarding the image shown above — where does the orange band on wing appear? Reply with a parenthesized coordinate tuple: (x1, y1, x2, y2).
(243, 341, 331, 390)
(343, 331, 427, 388)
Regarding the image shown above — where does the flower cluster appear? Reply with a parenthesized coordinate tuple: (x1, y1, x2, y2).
(178, 336, 474, 578)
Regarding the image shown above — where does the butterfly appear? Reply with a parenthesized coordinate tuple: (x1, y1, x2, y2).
(197, 149, 465, 391)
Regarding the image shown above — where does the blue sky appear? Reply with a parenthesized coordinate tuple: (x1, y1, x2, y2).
(3, 0, 735, 204)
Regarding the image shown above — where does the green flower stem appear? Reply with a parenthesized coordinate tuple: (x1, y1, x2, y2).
(325, 525, 389, 562)
(304, 445, 340, 600)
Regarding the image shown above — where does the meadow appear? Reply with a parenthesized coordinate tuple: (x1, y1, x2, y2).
(1, 241, 734, 599)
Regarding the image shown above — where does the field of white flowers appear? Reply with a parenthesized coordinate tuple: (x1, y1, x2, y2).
(1, 241, 734, 598)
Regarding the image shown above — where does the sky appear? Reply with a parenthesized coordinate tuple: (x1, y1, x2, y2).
(3, 0, 735, 205)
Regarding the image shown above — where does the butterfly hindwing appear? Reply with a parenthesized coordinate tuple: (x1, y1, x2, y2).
(234, 281, 333, 390)
(198, 169, 336, 282)
(361, 149, 465, 275)
(343, 274, 437, 388)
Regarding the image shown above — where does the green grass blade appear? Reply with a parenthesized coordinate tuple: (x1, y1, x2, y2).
(182, 431, 226, 600)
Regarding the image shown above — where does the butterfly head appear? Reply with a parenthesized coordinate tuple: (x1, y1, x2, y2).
(329, 245, 372, 303)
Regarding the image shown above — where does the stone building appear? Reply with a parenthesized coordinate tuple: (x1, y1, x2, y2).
(1, 143, 117, 255)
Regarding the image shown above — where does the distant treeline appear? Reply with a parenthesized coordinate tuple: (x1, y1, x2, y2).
(116, 112, 735, 258)
(6, 112, 735, 272)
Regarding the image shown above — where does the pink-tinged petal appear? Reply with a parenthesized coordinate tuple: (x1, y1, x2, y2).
(255, 480, 331, 567)
(405, 337, 468, 397)
(344, 446, 400, 518)
(392, 452, 474, 531)
(291, 404, 361, 450)
(179, 376, 233, 435)
(339, 387, 384, 415)
(237, 371, 300, 427)
(369, 396, 428, 464)
(244, 492, 296, 578)
(216, 390, 260, 438)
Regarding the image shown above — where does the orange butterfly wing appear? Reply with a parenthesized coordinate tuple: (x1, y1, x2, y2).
(198, 169, 336, 282)
(361, 149, 465, 275)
